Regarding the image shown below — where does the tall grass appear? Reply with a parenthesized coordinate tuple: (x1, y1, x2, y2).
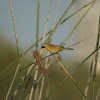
(91, 11, 100, 100)
(0, 0, 99, 100)
(0, 0, 94, 77)
(5, 0, 21, 100)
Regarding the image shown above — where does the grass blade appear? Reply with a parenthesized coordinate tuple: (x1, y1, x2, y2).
(10, 64, 35, 99)
(5, 53, 24, 100)
(29, 66, 39, 100)
(46, 0, 76, 43)
(83, 59, 94, 100)
(46, 75, 52, 100)
(36, 0, 40, 49)
(29, 0, 40, 99)
(61, 1, 94, 25)
(38, 76, 45, 100)
(53, 55, 87, 99)
(52, 0, 60, 29)
(61, 1, 95, 46)
(9, 0, 20, 58)
(91, 11, 100, 100)
(42, 0, 53, 44)
(29, 65, 39, 100)
(5, 0, 21, 99)
(47, 0, 60, 42)
(23, 66, 36, 92)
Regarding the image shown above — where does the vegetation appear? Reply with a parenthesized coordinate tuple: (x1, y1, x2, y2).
(0, 0, 100, 100)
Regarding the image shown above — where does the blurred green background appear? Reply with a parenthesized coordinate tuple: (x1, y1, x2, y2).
(0, 0, 100, 100)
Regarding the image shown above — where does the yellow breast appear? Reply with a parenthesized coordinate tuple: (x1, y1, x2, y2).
(46, 44, 65, 53)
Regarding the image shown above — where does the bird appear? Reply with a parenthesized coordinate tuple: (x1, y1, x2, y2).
(41, 34, 93, 54)
(41, 43, 73, 54)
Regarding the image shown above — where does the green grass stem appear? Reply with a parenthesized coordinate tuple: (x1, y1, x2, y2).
(9, 0, 20, 58)
(91, 11, 100, 100)
(84, 58, 93, 100)
(36, 0, 40, 49)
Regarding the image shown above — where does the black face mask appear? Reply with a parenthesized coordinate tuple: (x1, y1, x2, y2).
(41, 45, 45, 48)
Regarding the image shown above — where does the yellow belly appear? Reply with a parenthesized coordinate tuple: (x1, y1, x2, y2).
(47, 45, 64, 53)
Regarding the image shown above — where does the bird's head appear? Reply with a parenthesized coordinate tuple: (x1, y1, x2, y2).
(41, 43, 49, 49)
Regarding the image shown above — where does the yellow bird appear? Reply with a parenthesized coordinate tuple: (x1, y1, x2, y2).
(41, 35, 93, 54)
(41, 43, 73, 54)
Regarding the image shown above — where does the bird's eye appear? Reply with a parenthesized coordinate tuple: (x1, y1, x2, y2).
(41, 45, 45, 48)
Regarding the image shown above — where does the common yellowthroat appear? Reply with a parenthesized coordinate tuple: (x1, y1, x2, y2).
(41, 43, 73, 53)
(41, 34, 93, 54)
